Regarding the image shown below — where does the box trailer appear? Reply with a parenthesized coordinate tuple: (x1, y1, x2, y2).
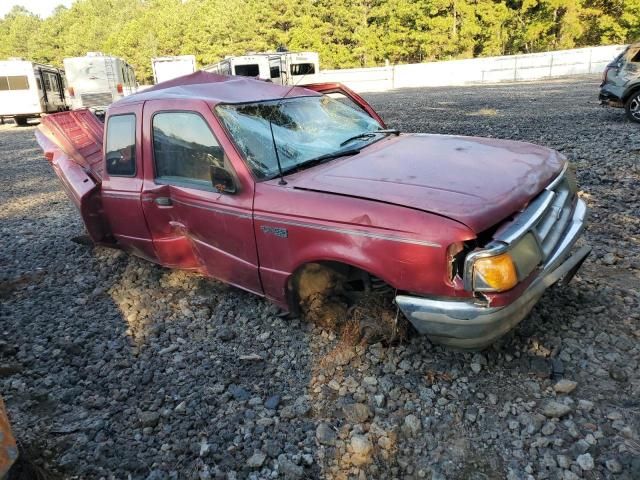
(63, 52, 137, 110)
(0, 59, 68, 125)
(152, 55, 196, 84)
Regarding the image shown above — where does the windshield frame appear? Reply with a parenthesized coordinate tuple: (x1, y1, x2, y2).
(213, 95, 386, 182)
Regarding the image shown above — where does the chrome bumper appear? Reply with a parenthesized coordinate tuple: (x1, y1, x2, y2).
(396, 199, 590, 349)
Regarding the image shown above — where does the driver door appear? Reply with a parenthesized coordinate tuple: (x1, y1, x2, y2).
(140, 99, 262, 294)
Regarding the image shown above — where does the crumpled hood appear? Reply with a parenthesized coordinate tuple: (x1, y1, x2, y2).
(289, 134, 565, 233)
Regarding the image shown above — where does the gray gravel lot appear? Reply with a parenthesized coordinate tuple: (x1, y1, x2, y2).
(1, 76, 639, 480)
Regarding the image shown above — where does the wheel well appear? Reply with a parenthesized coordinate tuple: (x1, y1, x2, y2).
(286, 261, 392, 315)
(623, 85, 640, 103)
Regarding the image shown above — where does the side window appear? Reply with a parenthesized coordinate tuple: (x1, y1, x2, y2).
(0, 77, 8, 91)
(153, 112, 225, 186)
(7, 76, 29, 90)
(631, 49, 640, 63)
(291, 63, 316, 75)
(105, 114, 136, 176)
(234, 64, 260, 77)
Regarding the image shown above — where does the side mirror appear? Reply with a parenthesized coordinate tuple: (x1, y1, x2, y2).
(210, 165, 237, 194)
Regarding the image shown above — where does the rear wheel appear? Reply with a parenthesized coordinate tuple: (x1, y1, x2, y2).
(14, 117, 29, 126)
(625, 91, 640, 123)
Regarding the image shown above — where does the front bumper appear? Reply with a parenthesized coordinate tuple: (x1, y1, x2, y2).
(396, 199, 590, 349)
(599, 86, 624, 108)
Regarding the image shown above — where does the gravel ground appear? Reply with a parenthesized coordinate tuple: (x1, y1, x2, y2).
(1, 76, 639, 480)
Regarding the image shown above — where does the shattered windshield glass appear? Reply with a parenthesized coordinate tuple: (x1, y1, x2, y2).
(215, 95, 381, 179)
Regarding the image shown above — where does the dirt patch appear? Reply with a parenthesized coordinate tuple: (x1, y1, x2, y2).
(296, 263, 410, 346)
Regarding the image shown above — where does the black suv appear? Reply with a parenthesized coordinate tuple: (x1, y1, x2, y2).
(600, 42, 640, 123)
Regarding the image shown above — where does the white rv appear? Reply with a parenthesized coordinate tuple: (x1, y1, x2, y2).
(204, 54, 271, 79)
(270, 51, 320, 85)
(204, 51, 320, 85)
(0, 59, 68, 125)
(63, 52, 137, 110)
(152, 55, 196, 84)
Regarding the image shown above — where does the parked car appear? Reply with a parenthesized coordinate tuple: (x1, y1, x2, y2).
(599, 41, 640, 122)
(0, 59, 68, 125)
(35, 72, 590, 349)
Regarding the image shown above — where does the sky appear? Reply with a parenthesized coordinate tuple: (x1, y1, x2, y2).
(0, 0, 74, 19)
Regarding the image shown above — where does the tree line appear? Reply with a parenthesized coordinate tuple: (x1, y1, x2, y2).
(0, 0, 638, 83)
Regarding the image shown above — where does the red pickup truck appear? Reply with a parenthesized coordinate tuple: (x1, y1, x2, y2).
(36, 71, 590, 349)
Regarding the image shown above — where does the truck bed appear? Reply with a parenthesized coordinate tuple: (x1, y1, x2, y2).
(36, 109, 112, 243)
(37, 109, 105, 181)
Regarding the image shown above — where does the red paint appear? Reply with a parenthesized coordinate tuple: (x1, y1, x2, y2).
(36, 72, 566, 310)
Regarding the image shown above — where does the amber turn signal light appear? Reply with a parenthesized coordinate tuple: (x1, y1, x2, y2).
(473, 253, 518, 292)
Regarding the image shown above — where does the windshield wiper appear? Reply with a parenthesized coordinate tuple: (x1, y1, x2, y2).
(339, 129, 400, 147)
(280, 147, 361, 176)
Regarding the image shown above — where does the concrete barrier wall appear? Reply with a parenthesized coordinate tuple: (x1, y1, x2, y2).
(317, 45, 627, 92)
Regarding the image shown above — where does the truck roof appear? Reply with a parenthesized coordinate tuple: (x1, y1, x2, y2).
(114, 70, 319, 106)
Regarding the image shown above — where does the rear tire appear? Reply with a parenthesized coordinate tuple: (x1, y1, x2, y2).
(625, 91, 640, 123)
(14, 117, 29, 126)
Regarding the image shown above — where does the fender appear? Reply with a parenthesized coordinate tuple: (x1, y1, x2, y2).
(254, 183, 476, 308)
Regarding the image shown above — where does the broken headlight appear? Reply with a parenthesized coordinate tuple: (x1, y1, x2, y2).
(464, 233, 542, 293)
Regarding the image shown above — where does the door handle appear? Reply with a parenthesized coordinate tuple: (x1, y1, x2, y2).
(154, 197, 172, 206)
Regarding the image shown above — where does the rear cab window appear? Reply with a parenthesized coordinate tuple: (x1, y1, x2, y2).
(152, 111, 227, 188)
(105, 114, 136, 176)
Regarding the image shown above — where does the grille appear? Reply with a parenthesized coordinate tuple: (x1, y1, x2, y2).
(533, 171, 576, 260)
(79, 92, 114, 108)
(494, 165, 577, 262)
(464, 165, 579, 291)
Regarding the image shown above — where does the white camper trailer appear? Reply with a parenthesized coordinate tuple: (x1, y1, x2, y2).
(152, 55, 196, 84)
(204, 51, 320, 85)
(0, 59, 68, 125)
(63, 52, 137, 110)
(204, 54, 271, 80)
(269, 51, 320, 85)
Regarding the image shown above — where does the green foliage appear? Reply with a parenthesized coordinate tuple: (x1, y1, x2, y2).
(0, 0, 637, 83)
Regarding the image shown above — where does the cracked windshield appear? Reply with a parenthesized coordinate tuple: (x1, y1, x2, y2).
(216, 95, 381, 179)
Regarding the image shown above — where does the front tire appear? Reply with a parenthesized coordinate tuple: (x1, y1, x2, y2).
(625, 92, 640, 123)
(14, 116, 29, 126)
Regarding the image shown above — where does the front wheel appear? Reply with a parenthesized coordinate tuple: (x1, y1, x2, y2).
(14, 116, 29, 126)
(625, 92, 640, 123)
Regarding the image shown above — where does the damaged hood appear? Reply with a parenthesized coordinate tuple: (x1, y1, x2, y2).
(289, 134, 565, 233)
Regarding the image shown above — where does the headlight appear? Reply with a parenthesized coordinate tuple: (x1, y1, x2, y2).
(466, 233, 543, 293)
(473, 253, 518, 292)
